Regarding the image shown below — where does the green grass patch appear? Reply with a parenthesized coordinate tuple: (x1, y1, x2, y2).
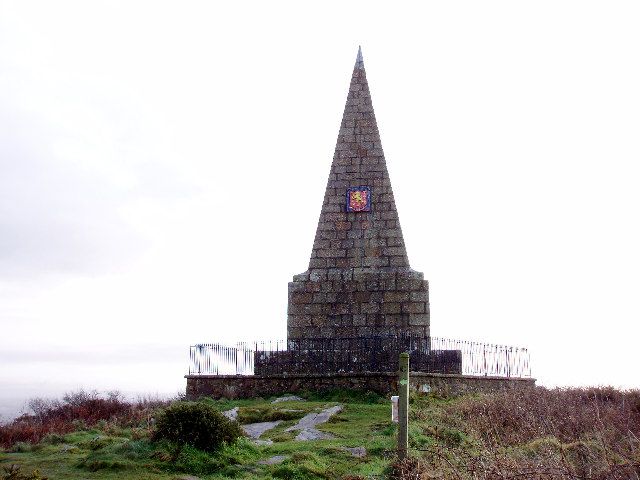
(5, 387, 638, 479)
(0, 394, 397, 479)
(236, 406, 307, 424)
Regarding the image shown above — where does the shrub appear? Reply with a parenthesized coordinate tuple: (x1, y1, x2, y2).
(152, 402, 243, 453)
(0, 390, 171, 448)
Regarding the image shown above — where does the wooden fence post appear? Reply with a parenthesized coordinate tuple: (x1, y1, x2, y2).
(398, 352, 409, 460)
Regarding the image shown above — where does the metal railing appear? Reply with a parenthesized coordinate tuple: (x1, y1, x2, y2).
(188, 335, 531, 378)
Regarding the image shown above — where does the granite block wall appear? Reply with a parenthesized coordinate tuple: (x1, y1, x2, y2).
(185, 372, 536, 400)
(288, 270, 429, 338)
(287, 48, 430, 340)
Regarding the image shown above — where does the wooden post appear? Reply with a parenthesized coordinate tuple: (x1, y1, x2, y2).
(398, 352, 409, 460)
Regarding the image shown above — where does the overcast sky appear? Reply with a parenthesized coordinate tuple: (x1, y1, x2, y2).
(1, 1, 639, 419)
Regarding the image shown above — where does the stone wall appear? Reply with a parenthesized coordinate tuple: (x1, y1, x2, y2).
(288, 270, 429, 339)
(253, 343, 461, 376)
(185, 373, 535, 400)
(287, 48, 430, 340)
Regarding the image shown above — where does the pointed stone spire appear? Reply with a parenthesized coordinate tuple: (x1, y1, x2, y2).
(287, 48, 429, 341)
(355, 45, 363, 69)
(308, 46, 410, 271)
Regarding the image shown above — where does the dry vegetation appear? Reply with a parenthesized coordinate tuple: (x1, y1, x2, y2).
(0, 390, 168, 448)
(394, 387, 640, 479)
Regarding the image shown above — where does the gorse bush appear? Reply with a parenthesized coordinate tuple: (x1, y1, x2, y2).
(152, 402, 243, 453)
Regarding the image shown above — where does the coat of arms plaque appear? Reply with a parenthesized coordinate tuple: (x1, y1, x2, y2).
(346, 186, 371, 212)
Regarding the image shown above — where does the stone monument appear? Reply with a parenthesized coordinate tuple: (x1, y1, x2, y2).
(287, 47, 430, 341)
(184, 48, 534, 400)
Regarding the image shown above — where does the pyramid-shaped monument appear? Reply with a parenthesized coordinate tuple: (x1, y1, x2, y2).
(288, 48, 430, 340)
(185, 49, 533, 400)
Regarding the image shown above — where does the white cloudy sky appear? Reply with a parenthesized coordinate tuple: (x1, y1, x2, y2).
(1, 1, 639, 418)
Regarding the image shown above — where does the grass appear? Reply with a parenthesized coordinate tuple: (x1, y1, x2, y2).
(251, 400, 396, 479)
(2, 387, 639, 479)
(0, 390, 396, 479)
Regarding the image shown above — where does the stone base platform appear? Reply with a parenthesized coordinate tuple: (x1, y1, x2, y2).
(185, 372, 535, 400)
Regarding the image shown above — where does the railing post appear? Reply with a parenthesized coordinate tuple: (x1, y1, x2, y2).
(398, 352, 409, 460)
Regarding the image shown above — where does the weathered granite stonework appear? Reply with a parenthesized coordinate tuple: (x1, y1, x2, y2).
(184, 49, 534, 401)
(288, 48, 430, 340)
(185, 373, 536, 400)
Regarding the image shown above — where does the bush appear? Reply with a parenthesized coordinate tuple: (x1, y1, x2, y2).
(152, 402, 243, 453)
(0, 390, 171, 448)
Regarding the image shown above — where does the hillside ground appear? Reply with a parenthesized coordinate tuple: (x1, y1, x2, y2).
(1, 387, 638, 479)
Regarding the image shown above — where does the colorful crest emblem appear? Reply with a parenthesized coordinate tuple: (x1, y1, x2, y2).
(346, 186, 371, 212)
